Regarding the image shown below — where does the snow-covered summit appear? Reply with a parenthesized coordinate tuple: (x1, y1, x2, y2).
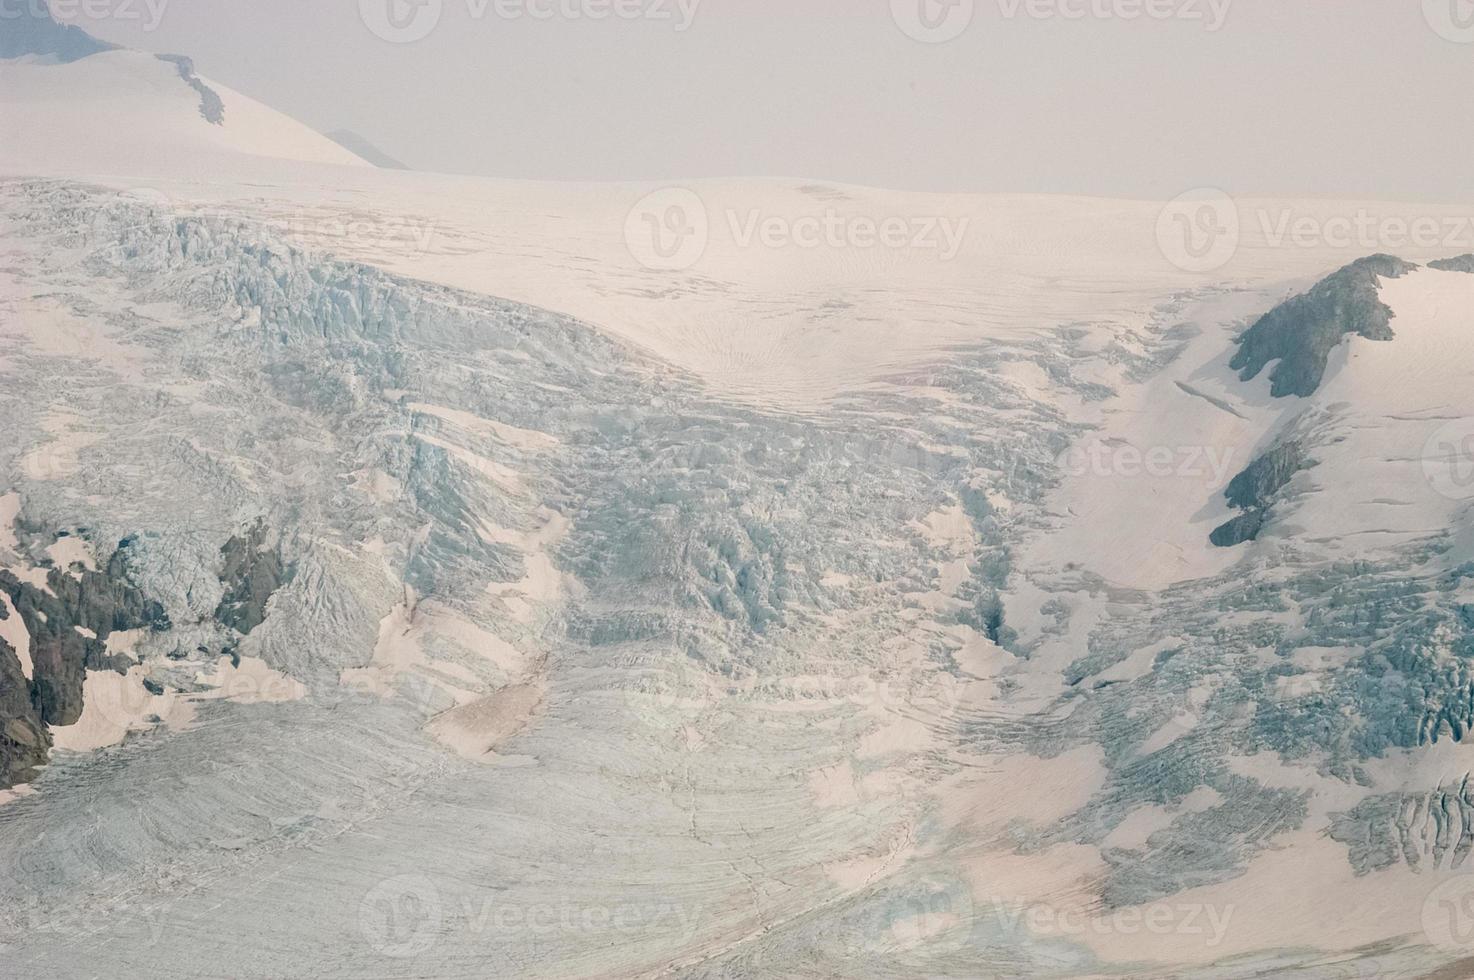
(0, 1, 117, 63)
(0, 4, 369, 172)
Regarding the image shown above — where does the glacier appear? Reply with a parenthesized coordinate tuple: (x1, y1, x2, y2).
(1, 176, 1473, 977)
(4, 7, 1474, 973)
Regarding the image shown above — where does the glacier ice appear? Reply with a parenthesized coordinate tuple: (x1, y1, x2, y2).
(1, 179, 1473, 978)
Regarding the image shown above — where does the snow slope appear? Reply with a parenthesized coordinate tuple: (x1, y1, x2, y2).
(1023, 261, 1474, 592)
(5, 40, 1473, 408)
(0, 49, 368, 173)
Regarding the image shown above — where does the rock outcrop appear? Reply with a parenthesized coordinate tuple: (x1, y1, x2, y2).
(1229, 254, 1417, 397)
(214, 521, 291, 636)
(0, 635, 48, 787)
(0, 544, 169, 730)
(1430, 254, 1474, 273)
(1210, 440, 1313, 547)
(0, 535, 170, 786)
(156, 55, 225, 126)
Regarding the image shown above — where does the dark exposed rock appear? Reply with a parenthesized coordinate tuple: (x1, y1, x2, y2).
(0, 531, 169, 787)
(1210, 510, 1266, 548)
(1224, 441, 1312, 512)
(156, 54, 225, 126)
(215, 521, 292, 635)
(0, 544, 170, 729)
(1229, 254, 1418, 397)
(0, 527, 169, 789)
(1210, 441, 1313, 548)
(1430, 254, 1474, 273)
(0, 637, 49, 787)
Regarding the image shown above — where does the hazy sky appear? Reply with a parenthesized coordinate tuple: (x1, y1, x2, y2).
(80, 0, 1474, 200)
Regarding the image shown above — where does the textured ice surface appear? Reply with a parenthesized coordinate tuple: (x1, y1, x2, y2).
(1, 179, 1473, 979)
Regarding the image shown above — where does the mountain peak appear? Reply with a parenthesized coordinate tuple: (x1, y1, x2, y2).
(323, 130, 409, 170)
(0, 1, 117, 63)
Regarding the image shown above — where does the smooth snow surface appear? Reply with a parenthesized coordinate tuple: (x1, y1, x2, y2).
(0, 51, 368, 173)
